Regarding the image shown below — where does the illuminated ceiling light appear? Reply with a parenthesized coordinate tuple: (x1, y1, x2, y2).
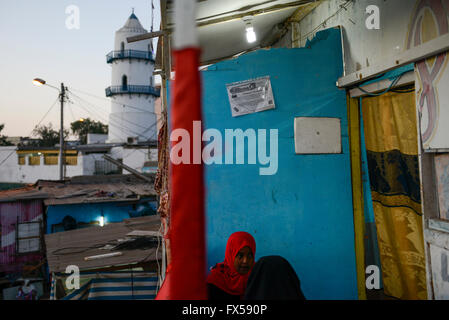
(242, 16, 256, 44)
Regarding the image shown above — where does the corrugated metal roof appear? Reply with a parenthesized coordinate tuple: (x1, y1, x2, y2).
(44, 215, 161, 273)
(0, 174, 156, 205)
(0, 186, 49, 203)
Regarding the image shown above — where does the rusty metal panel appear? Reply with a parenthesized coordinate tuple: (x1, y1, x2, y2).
(0, 199, 44, 273)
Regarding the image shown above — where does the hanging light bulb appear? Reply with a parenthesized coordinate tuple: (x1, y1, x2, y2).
(246, 26, 256, 43)
(243, 16, 256, 43)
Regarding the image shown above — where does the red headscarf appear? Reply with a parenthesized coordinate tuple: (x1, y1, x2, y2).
(207, 231, 256, 296)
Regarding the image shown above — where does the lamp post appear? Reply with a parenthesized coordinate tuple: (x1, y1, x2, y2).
(32, 78, 67, 181)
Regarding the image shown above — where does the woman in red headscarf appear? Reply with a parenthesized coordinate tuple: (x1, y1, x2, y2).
(207, 231, 256, 300)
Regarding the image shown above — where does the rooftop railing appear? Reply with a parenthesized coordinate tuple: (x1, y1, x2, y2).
(106, 50, 155, 63)
(105, 85, 160, 97)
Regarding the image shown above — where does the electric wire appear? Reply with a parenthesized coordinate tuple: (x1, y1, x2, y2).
(292, 0, 353, 45)
(68, 92, 154, 139)
(68, 86, 159, 115)
(355, 71, 408, 97)
(68, 91, 159, 137)
(69, 91, 162, 141)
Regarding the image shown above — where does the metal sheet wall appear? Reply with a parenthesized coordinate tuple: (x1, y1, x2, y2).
(0, 200, 44, 273)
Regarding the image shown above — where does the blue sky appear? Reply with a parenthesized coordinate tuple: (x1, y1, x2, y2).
(0, 0, 160, 137)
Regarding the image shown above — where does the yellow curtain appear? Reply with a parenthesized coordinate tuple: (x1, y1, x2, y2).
(362, 91, 427, 300)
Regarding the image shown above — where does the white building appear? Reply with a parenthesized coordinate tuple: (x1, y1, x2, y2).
(0, 144, 110, 184)
(106, 11, 159, 143)
(106, 12, 159, 174)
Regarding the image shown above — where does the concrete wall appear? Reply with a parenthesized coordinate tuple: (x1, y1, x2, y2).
(287, 0, 449, 151)
(81, 153, 106, 176)
(108, 98, 158, 142)
(201, 29, 357, 299)
(0, 147, 19, 183)
(0, 147, 84, 183)
(87, 134, 108, 144)
(0, 146, 155, 183)
(280, 0, 415, 74)
(110, 146, 149, 173)
(0, 147, 100, 183)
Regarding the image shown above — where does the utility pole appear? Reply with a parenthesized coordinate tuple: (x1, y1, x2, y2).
(32, 78, 67, 180)
(59, 83, 65, 181)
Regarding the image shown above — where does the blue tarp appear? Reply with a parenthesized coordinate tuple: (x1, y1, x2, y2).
(50, 271, 158, 300)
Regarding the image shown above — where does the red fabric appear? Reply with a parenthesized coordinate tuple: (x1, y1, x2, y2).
(155, 265, 172, 300)
(156, 48, 206, 300)
(207, 232, 256, 296)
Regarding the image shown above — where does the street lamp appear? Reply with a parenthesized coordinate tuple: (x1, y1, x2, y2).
(32, 78, 67, 181)
(32, 78, 46, 87)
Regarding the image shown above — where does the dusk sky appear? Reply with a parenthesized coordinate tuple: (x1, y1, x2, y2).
(0, 0, 160, 137)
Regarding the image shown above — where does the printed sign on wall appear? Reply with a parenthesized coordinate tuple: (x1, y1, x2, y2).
(226, 76, 275, 117)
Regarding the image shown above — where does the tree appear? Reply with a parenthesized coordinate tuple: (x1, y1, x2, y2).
(32, 123, 69, 147)
(0, 124, 13, 146)
(71, 118, 108, 145)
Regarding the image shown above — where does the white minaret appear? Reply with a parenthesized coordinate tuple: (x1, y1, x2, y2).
(106, 11, 158, 143)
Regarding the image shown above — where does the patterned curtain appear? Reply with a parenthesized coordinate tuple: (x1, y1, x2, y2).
(361, 91, 427, 299)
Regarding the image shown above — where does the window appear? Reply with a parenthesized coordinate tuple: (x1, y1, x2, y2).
(64, 156, 78, 166)
(121, 41, 125, 52)
(122, 75, 128, 90)
(18, 155, 25, 165)
(16, 221, 42, 254)
(28, 155, 40, 166)
(44, 154, 58, 165)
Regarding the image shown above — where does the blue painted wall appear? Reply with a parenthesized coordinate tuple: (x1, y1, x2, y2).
(201, 29, 357, 299)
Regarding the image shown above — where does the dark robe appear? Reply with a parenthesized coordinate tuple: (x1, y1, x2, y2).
(243, 255, 306, 300)
(207, 283, 241, 301)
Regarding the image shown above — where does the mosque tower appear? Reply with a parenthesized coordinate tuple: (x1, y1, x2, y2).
(106, 11, 159, 143)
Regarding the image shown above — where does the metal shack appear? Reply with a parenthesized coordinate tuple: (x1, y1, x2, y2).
(0, 187, 48, 298)
(45, 215, 161, 300)
(38, 174, 157, 234)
